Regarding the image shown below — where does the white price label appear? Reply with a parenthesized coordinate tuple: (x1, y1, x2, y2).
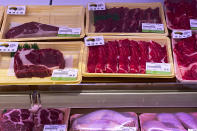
(58, 27, 81, 36)
(190, 19, 197, 30)
(142, 23, 164, 33)
(44, 125, 66, 131)
(0, 42, 18, 52)
(7, 6, 26, 15)
(188, 129, 197, 131)
(85, 36, 104, 46)
(146, 62, 171, 74)
(120, 127, 137, 131)
(172, 30, 192, 39)
(51, 68, 78, 81)
(88, 2, 106, 10)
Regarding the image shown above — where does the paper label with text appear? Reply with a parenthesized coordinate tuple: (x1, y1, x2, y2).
(7, 6, 26, 15)
(0, 42, 18, 52)
(85, 36, 104, 46)
(146, 62, 171, 75)
(58, 27, 81, 37)
(88, 2, 105, 10)
(172, 30, 192, 39)
(142, 23, 164, 33)
(44, 125, 66, 131)
(190, 19, 197, 30)
(51, 68, 78, 81)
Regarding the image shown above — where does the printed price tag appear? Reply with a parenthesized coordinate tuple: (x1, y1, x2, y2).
(188, 129, 197, 131)
(120, 127, 137, 131)
(88, 2, 106, 10)
(7, 5, 26, 15)
(51, 68, 78, 81)
(172, 30, 192, 39)
(85, 36, 104, 46)
(58, 27, 81, 37)
(0, 42, 18, 52)
(146, 62, 171, 75)
(142, 23, 164, 33)
(44, 125, 66, 131)
(190, 19, 197, 30)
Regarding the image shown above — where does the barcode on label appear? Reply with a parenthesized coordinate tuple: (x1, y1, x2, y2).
(44, 124, 66, 131)
(85, 36, 105, 46)
(88, 2, 106, 10)
(7, 5, 26, 15)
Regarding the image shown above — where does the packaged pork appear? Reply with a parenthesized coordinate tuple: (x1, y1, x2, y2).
(0, 41, 84, 85)
(82, 36, 174, 78)
(139, 112, 197, 131)
(0, 5, 85, 41)
(0, 108, 70, 131)
(86, 3, 168, 36)
(69, 109, 139, 131)
(164, 0, 197, 30)
(172, 34, 197, 82)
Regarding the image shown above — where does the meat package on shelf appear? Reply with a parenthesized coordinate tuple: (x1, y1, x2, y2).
(0, 42, 84, 85)
(82, 36, 174, 78)
(86, 3, 168, 36)
(164, 0, 197, 30)
(140, 112, 197, 131)
(69, 109, 139, 131)
(0, 5, 85, 41)
(0, 108, 70, 131)
(172, 34, 197, 82)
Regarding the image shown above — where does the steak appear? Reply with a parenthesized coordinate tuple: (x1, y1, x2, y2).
(5, 22, 59, 39)
(87, 39, 168, 74)
(0, 109, 34, 131)
(165, 0, 197, 29)
(14, 48, 65, 78)
(93, 7, 162, 33)
(173, 35, 197, 80)
(34, 108, 65, 131)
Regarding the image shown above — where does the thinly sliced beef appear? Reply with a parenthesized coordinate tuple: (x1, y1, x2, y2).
(95, 45, 107, 73)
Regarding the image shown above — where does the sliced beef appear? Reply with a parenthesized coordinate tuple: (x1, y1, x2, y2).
(34, 108, 65, 131)
(93, 7, 162, 33)
(0, 109, 34, 131)
(165, 0, 197, 29)
(5, 22, 59, 39)
(14, 48, 65, 78)
(87, 39, 168, 74)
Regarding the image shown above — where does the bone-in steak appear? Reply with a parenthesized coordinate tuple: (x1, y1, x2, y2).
(5, 22, 59, 39)
(0, 109, 34, 131)
(34, 108, 65, 131)
(14, 48, 65, 78)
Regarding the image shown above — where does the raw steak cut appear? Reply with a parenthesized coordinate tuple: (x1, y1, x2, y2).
(87, 39, 168, 74)
(14, 48, 65, 78)
(34, 108, 65, 131)
(173, 35, 197, 80)
(165, 0, 197, 29)
(140, 113, 187, 131)
(5, 22, 59, 39)
(93, 7, 162, 33)
(0, 109, 34, 131)
(70, 109, 138, 131)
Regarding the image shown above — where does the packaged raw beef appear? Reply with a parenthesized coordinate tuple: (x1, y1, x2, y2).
(164, 0, 197, 30)
(86, 3, 168, 36)
(84, 36, 174, 78)
(70, 109, 139, 131)
(14, 44, 66, 78)
(140, 113, 187, 131)
(5, 22, 59, 39)
(0, 109, 34, 131)
(34, 108, 70, 131)
(172, 34, 197, 82)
